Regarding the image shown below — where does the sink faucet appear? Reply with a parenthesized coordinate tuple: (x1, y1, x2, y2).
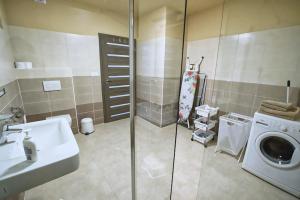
(0, 107, 25, 145)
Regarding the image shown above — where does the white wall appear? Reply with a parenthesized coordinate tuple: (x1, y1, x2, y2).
(8, 26, 100, 78)
(187, 25, 300, 87)
(0, 2, 15, 86)
(136, 37, 165, 78)
(187, 37, 220, 79)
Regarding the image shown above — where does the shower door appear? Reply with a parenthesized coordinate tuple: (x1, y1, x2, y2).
(132, 0, 187, 199)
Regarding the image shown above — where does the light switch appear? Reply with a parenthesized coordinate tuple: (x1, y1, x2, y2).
(43, 80, 61, 92)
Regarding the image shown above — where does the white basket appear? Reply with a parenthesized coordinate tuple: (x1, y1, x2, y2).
(192, 129, 215, 144)
(216, 113, 252, 156)
(195, 105, 219, 118)
(194, 118, 216, 131)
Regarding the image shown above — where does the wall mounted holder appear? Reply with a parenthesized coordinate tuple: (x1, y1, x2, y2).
(0, 88, 6, 98)
(0, 17, 3, 30)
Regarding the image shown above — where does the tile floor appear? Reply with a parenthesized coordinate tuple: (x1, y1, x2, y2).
(25, 117, 298, 200)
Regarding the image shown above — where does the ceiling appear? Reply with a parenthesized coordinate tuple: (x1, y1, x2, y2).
(71, 0, 223, 16)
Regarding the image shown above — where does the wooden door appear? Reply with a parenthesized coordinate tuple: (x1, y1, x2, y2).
(99, 33, 130, 122)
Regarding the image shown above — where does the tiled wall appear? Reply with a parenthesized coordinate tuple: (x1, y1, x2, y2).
(8, 25, 100, 78)
(0, 80, 23, 115)
(136, 76, 163, 126)
(4, 26, 105, 133)
(18, 77, 79, 133)
(73, 76, 104, 126)
(136, 76, 180, 127)
(215, 25, 300, 86)
(135, 6, 184, 127)
(162, 77, 180, 125)
(135, 38, 181, 127)
(188, 25, 300, 117)
(198, 79, 300, 117)
(17, 76, 105, 133)
(188, 25, 300, 86)
(0, 76, 105, 133)
(7, 23, 182, 128)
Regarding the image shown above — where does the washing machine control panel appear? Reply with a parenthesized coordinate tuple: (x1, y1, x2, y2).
(279, 125, 288, 132)
(254, 112, 300, 136)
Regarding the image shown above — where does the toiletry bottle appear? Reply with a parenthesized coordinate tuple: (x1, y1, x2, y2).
(23, 130, 37, 162)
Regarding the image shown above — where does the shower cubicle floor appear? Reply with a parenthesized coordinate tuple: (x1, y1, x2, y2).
(26, 117, 297, 200)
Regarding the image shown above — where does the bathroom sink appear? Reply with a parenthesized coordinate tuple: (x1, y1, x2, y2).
(0, 134, 24, 161)
(0, 118, 79, 199)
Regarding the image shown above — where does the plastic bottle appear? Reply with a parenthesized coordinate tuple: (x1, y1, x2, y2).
(23, 130, 37, 162)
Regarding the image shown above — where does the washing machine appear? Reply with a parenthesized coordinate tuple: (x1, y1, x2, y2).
(242, 112, 300, 197)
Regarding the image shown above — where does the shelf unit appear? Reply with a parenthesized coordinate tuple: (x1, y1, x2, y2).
(191, 105, 219, 147)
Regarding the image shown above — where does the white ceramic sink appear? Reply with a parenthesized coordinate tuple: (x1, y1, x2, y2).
(0, 118, 79, 199)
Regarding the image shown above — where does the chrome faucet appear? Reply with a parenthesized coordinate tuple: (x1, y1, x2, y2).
(0, 107, 25, 145)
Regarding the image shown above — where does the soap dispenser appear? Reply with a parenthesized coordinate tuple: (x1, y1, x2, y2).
(23, 130, 37, 162)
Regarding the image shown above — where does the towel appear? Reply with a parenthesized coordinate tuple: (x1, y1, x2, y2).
(261, 100, 294, 111)
(259, 105, 300, 120)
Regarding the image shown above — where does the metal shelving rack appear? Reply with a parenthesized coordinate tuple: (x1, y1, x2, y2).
(191, 105, 219, 147)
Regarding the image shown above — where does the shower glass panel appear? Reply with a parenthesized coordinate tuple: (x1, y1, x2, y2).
(171, 1, 224, 199)
(3, 0, 132, 199)
(194, 0, 300, 199)
(134, 0, 186, 199)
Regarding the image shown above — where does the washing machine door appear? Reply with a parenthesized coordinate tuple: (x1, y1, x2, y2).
(256, 131, 300, 169)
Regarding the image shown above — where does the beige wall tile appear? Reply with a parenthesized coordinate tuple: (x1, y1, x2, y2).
(76, 103, 94, 114)
(256, 84, 286, 100)
(92, 76, 101, 86)
(24, 102, 51, 115)
(93, 89, 102, 103)
(95, 110, 103, 119)
(50, 99, 75, 112)
(74, 85, 93, 96)
(18, 78, 44, 92)
(73, 76, 93, 86)
(52, 108, 77, 119)
(48, 88, 74, 100)
(230, 82, 258, 95)
(0, 95, 23, 114)
(26, 112, 51, 122)
(75, 94, 93, 105)
(227, 103, 252, 116)
(0, 80, 20, 112)
(21, 91, 48, 103)
(228, 93, 255, 107)
(93, 102, 103, 110)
